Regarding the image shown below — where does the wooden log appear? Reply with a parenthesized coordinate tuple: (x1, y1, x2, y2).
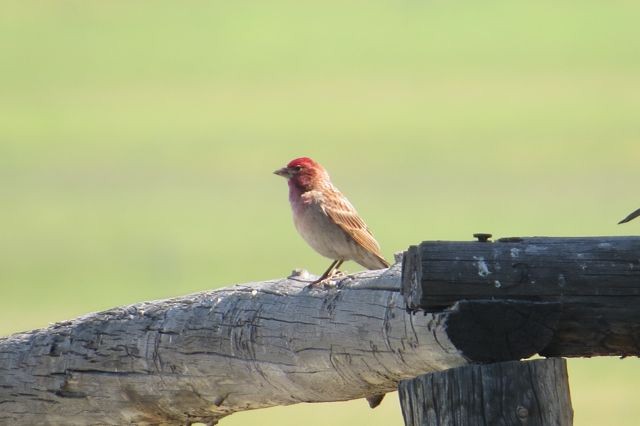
(0, 263, 468, 425)
(401, 236, 640, 360)
(398, 358, 573, 426)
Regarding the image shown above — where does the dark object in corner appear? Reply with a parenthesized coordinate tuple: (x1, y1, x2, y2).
(619, 208, 640, 224)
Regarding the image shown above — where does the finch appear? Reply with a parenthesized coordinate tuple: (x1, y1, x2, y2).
(274, 157, 389, 283)
(274, 156, 388, 408)
(619, 208, 640, 224)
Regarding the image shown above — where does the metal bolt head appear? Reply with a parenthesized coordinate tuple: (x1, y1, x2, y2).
(473, 233, 493, 242)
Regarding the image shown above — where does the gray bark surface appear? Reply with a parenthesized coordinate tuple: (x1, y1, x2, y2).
(399, 358, 573, 426)
(0, 263, 466, 425)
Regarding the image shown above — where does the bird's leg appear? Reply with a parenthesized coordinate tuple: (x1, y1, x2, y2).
(309, 259, 342, 286)
(333, 260, 344, 275)
(316, 260, 340, 281)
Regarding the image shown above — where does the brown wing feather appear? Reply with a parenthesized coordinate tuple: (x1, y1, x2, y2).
(323, 189, 389, 267)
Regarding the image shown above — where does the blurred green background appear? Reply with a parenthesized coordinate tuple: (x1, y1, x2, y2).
(1, 1, 639, 425)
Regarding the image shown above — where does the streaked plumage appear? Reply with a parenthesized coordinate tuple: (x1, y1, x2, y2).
(275, 157, 389, 280)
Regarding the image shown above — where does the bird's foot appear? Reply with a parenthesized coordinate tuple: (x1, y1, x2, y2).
(307, 270, 346, 289)
(306, 279, 334, 289)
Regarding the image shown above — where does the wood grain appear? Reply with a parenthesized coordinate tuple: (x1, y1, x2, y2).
(402, 236, 640, 359)
(0, 263, 467, 425)
(399, 358, 573, 426)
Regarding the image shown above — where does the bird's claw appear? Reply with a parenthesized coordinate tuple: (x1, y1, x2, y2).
(306, 279, 334, 289)
(306, 270, 346, 289)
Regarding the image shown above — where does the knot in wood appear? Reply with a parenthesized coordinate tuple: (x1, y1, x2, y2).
(516, 405, 529, 420)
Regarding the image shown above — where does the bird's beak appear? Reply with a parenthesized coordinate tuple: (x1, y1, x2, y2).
(274, 167, 292, 178)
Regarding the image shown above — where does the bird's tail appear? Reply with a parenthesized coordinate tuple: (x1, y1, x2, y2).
(374, 253, 390, 269)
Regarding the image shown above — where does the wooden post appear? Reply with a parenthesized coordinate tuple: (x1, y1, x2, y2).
(399, 358, 573, 426)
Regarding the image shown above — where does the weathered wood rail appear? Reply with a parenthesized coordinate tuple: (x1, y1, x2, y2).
(402, 236, 640, 361)
(1, 235, 639, 425)
(0, 263, 467, 425)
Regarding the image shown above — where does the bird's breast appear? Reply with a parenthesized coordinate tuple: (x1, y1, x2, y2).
(291, 198, 352, 260)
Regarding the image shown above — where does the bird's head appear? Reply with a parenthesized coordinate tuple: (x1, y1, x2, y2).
(274, 157, 329, 191)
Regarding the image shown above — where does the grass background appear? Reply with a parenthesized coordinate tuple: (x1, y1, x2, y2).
(1, 1, 639, 424)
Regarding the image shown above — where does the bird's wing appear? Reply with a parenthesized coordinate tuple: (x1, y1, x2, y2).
(323, 190, 389, 266)
(619, 208, 640, 224)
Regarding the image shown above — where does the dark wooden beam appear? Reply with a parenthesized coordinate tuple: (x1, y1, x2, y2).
(401, 236, 640, 360)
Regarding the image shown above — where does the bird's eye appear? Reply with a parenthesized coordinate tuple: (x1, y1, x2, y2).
(292, 166, 302, 172)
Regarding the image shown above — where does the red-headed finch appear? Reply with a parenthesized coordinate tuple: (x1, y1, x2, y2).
(619, 208, 640, 224)
(274, 156, 388, 408)
(274, 157, 389, 283)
